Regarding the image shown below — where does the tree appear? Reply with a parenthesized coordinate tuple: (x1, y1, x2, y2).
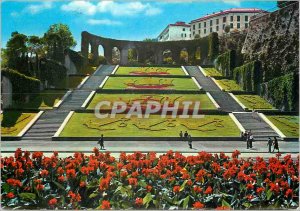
(27, 36, 45, 77)
(43, 24, 76, 62)
(194, 34, 200, 39)
(277, 1, 297, 8)
(224, 25, 231, 34)
(143, 38, 156, 42)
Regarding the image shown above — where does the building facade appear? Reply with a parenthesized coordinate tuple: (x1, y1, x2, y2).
(157, 21, 191, 42)
(190, 8, 266, 38)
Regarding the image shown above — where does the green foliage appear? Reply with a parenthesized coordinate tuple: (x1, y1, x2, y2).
(66, 49, 85, 72)
(40, 59, 67, 89)
(233, 60, 262, 92)
(215, 50, 236, 77)
(260, 73, 298, 111)
(2, 68, 40, 102)
(208, 32, 219, 62)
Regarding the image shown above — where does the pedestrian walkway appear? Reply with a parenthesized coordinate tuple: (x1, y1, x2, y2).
(21, 65, 115, 142)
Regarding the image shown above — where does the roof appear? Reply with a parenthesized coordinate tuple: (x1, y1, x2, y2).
(190, 8, 267, 23)
(169, 21, 190, 27)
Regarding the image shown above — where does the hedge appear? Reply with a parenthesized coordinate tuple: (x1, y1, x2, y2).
(65, 49, 85, 73)
(208, 32, 219, 62)
(215, 50, 235, 77)
(260, 72, 298, 111)
(2, 68, 40, 102)
(233, 60, 262, 92)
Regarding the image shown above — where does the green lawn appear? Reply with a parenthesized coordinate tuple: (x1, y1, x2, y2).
(10, 90, 66, 109)
(60, 113, 240, 137)
(203, 68, 222, 77)
(87, 93, 216, 110)
(115, 66, 185, 76)
(235, 95, 275, 110)
(267, 115, 299, 137)
(102, 77, 199, 91)
(80, 66, 97, 75)
(68, 76, 86, 89)
(216, 79, 243, 91)
(1, 111, 37, 136)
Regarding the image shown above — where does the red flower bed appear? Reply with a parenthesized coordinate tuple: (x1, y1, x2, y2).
(1, 148, 299, 209)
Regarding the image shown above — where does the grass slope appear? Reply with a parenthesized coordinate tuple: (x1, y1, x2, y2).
(1, 111, 37, 136)
(60, 113, 240, 137)
(216, 79, 243, 91)
(267, 115, 299, 137)
(103, 77, 199, 91)
(203, 68, 222, 77)
(87, 93, 216, 110)
(116, 67, 185, 75)
(236, 95, 274, 110)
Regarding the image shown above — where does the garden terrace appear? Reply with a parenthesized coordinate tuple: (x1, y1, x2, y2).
(115, 67, 186, 76)
(235, 94, 276, 111)
(58, 113, 240, 140)
(203, 68, 222, 77)
(215, 79, 243, 92)
(266, 115, 299, 138)
(87, 93, 217, 111)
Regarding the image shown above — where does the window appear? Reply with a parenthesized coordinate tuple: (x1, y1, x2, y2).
(204, 22, 206, 27)
(210, 28, 212, 32)
(190, 34, 191, 37)
(216, 19, 219, 25)
(245, 23, 249, 28)
(245, 15, 248, 21)
(193, 25, 195, 30)
(181, 33, 183, 38)
(185, 34, 186, 37)
(223, 16, 226, 22)
(210, 20, 213, 26)
(237, 16, 240, 22)
(230, 16, 233, 22)
(183, 28, 185, 31)
(204, 29, 206, 34)
(230, 23, 233, 28)
(199, 23, 201, 28)
(216, 26, 219, 31)
(193, 31, 195, 35)
(237, 23, 240, 28)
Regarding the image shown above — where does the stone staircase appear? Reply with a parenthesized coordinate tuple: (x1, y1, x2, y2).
(233, 112, 279, 141)
(59, 90, 91, 110)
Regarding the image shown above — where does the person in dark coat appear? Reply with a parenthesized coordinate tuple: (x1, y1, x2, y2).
(249, 130, 253, 149)
(179, 131, 183, 141)
(267, 137, 273, 153)
(188, 135, 192, 149)
(245, 130, 249, 149)
(273, 137, 279, 152)
(184, 131, 188, 141)
(98, 134, 104, 150)
(241, 131, 245, 142)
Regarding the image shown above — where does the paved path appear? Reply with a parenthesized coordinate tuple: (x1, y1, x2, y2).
(21, 65, 115, 142)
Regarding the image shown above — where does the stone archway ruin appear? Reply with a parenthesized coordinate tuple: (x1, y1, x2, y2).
(81, 31, 211, 65)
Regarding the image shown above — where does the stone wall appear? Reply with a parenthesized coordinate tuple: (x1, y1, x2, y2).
(242, 2, 299, 82)
(1, 76, 12, 108)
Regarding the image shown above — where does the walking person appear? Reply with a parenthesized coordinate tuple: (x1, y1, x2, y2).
(184, 131, 188, 142)
(188, 134, 192, 149)
(249, 130, 253, 149)
(245, 130, 249, 149)
(240, 131, 245, 142)
(179, 131, 183, 142)
(273, 137, 280, 152)
(267, 137, 273, 153)
(98, 134, 104, 150)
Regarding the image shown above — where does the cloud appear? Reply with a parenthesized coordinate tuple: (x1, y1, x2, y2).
(61, 1, 162, 17)
(61, 1, 97, 15)
(87, 19, 122, 26)
(222, 0, 241, 6)
(11, 2, 52, 17)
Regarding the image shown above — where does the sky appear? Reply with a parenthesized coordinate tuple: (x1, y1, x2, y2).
(2, 1, 277, 51)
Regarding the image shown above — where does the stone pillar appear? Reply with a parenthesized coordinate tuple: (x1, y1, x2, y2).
(104, 47, 112, 64)
(120, 49, 128, 65)
(188, 49, 195, 65)
(1, 76, 12, 109)
(173, 50, 181, 65)
(81, 32, 89, 64)
(91, 44, 99, 65)
(155, 51, 163, 65)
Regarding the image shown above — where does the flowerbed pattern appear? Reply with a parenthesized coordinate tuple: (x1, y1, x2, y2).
(1, 149, 299, 209)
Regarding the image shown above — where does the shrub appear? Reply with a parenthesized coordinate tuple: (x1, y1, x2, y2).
(233, 60, 262, 92)
(215, 50, 236, 77)
(2, 68, 40, 102)
(208, 32, 219, 62)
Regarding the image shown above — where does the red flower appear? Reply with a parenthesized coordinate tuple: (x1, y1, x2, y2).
(246, 183, 254, 190)
(216, 206, 231, 210)
(57, 167, 64, 175)
(135, 197, 143, 207)
(36, 184, 44, 191)
(204, 186, 213, 194)
(173, 185, 180, 193)
(270, 183, 280, 194)
(146, 185, 152, 192)
(256, 187, 265, 195)
(193, 201, 204, 209)
(58, 176, 65, 182)
(40, 169, 49, 178)
(80, 181, 86, 187)
(285, 189, 293, 198)
(101, 200, 111, 210)
(194, 186, 202, 193)
(48, 198, 57, 207)
(66, 169, 76, 179)
(128, 178, 137, 186)
(99, 178, 110, 191)
(80, 166, 90, 175)
(6, 192, 15, 199)
(6, 178, 22, 187)
(232, 150, 240, 158)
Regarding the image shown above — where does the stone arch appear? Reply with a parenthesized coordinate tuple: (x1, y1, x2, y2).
(162, 49, 173, 65)
(180, 48, 189, 64)
(112, 47, 120, 65)
(127, 47, 138, 65)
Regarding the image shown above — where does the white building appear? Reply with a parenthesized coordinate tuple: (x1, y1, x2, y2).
(157, 21, 191, 42)
(190, 8, 267, 38)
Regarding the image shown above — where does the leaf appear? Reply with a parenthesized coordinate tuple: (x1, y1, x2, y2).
(89, 193, 99, 199)
(180, 180, 188, 191)
(182, 196, 190, 209)
(53, 181, 65, 190)
(221, 199, 231, 208)
(266, 189, 273, 200)
(18, 193, 36, 201)
(138, 180, 147, 188)
(2, 183, 10, 193)
(242, 202, 251, 208)
(143, 193, 153, 208)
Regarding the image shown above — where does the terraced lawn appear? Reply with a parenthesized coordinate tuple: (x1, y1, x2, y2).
(60, 113, 240, 137)
(267, 115, 299, 137)
(1, 111, 37, 136)
(87, 93, 216, 110)
(10, 90, 66, 109)
(203, 68, 222, 77)
(102, 77, 199, 91)
(235, 95, 275, 110)
(216, 79, 243, 91)
(68, 75, 86, 89)
(115, 66, 185, 76)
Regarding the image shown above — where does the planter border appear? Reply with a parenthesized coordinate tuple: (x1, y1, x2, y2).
(81, 91, 96, 108)
(229, 113, 245, 132)
(206, 92, 220, 109)
(211, 77, 224, 91)
(229, 93, 248, 111)
(258, 113, 286, 138)
(76, 75, 90, 89)
(192, 77, 202, 90)
(18, 111, 44, 137)
(181, 66, 189, 76)
(111, 65, 119, 75)
(198, 65, 208, 77)
(53, 111, 74, 137)
(99, 76, 110, 89)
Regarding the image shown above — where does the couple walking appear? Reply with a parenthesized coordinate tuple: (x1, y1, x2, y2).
(241, 130, 254, 149)
(267, 137, 280, 153)
(179, 131, 192, 149)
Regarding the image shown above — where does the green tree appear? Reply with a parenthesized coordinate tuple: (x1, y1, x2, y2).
(224, 25, 231, 34)
(43, 23, 76, 62)
(194, 34, 200, 39)
(27, 36, 45, 77)
(143, 38, 156, 42)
